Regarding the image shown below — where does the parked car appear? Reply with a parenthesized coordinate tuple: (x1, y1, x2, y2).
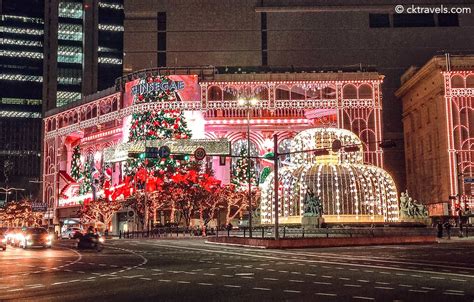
(19, 227, 52, 249)
(61, 227, 82, 239)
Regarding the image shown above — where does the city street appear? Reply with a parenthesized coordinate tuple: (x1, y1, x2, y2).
(0, 239, 473, 301)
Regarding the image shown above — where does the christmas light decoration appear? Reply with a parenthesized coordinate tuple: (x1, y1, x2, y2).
(260, 128, 399, 224)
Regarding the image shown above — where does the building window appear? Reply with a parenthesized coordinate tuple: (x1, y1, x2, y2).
(393, 14, 435, 27)
(369, 14, 390, 27)
(438, 14, 459, 27)
(157, 12, 166, 31)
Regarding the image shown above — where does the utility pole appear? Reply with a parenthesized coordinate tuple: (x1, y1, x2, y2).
(273, 134, 279, 240)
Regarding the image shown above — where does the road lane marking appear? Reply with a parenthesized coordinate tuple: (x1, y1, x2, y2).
(353, 296, 375, 300)
(315, 292, 337, 297)
(313, 281, 332, 285)
(375, 286, 394, 290)
(431, 276, 445, 280)
(443, 292, 464, 296)
(263, 277, 278, 281)
(224, 285, 241, 288)
(305, 273, 316, 276)
(421, 287, 435, 290)
(376, 282, 389, 285)
(344, 284, 361, 288)
(408, 289, 428, 294)
(284, 290, 301, 293)
(357, 280, 370, 283)
(7, 288, 23, 292)
(158, 279, 171, 282)
(339, 277, 350, 281)
(253, 287, 271, 291)
(289, 279, 304, 283)
(321, 275, 333, 279)
(140, 278, 152, 281)
(399, 284, 413, 287)
(177, 281, 190, 284)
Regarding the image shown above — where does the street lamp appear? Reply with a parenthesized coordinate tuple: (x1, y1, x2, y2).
(237, 97, 259, 238)
(0, 187, 25, 203)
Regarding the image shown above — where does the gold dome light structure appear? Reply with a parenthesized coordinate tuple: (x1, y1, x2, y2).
(260, 128, 399, 224)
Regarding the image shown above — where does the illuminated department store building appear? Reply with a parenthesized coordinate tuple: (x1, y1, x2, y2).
(42, 67, 399, 227)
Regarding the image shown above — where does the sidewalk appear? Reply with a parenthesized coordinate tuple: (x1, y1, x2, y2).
(437, 235, 474, 243)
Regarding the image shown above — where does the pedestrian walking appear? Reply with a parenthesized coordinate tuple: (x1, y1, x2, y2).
(436, 222, 443, 238)
(444, 221, 452, 239)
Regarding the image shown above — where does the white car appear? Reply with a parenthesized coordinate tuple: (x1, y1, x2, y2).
(61, 227, 82, 239)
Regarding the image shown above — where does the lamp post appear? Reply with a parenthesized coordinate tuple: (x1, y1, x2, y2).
(0, 187, 25, 203)
(238, 97, 259, 238)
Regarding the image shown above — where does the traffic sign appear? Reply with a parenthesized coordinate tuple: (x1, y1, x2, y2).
(332, 139, 342, 152)
(145, 147, 160, 158)
(194, 147, 206, 160)
(464, 177, 474, 184)
(158, 145, 171, 158)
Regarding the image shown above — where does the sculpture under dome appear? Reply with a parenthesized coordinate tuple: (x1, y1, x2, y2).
(260, 128, 399, 224)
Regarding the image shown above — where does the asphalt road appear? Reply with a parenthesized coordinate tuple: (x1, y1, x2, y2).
(1, 238, 474, 301)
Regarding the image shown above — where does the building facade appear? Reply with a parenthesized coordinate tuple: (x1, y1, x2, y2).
(0, 0, 44, 198)
(42, 68, 395, 230)
(123, 0, 474, 192)
(396, 55, 474, 214)
(43, 0, 124, 111)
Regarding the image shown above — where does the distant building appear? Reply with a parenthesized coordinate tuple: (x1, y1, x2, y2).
(396, 55, 474, 214)
(123, 0, 474, 192)
(43, 0, 124, 111)
(0, 0, 43, 197)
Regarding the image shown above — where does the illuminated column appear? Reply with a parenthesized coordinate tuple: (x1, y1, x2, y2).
(373, 81, 384, 168)
(443, 72, 457, 196)
(200, 82, 208, 110)
(336, 82, 344, 129)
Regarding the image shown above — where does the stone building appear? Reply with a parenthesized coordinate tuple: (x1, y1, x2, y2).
(396, 55, 474, 213)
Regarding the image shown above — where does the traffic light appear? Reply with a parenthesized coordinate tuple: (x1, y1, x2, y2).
(344, 146, 360, 153)
(128, 152, 145, 159)
(379, 140, 397, 149)
(314, 149, 330, 156)
(174, 154, 190, 161)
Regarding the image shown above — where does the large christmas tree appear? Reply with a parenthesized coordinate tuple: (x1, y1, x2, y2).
(71, 145, 82, 181)
(125, 75, 194, 178)
(232, 147, 257, 190)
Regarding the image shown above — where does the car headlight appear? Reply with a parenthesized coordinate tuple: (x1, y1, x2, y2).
(25, 235, 31, 240)
(47, 235, 53, 241)
(1, 238, 6, 243)
(98, 237, 105, 243)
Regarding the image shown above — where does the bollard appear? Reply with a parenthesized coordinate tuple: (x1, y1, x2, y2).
(177, 228, 179, 237)
(302, 227, 305, 238)
(227, 229, 230, 237)
(326, 227, 329, 238)
(262, 227, 264, 239)
(283, 226, 286, 238)
(244, 228, 246, 238)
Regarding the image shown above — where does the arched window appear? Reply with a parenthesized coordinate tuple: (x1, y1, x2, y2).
(275, 85, 290, 100)
(343, 84, 357, 99)
(358, 84, 373, 99)
(208, 86, 223, 101)
(466, 75, 474, 88)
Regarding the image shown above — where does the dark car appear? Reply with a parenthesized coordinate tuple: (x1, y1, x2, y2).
(19, 227, 53, 249)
